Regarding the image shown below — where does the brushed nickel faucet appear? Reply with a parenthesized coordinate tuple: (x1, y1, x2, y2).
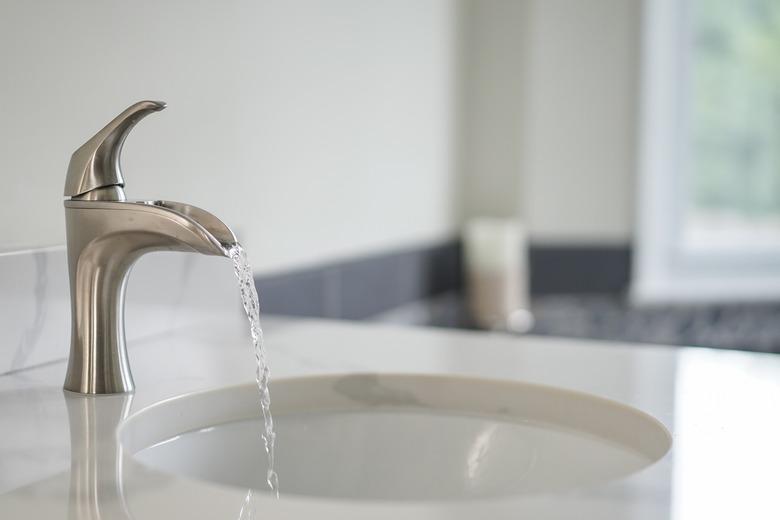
(63, 101, 237, 395)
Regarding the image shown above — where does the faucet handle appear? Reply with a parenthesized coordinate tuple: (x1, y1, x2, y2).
(64, 100, 166, 199)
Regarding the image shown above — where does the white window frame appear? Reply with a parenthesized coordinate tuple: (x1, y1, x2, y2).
(632, 0, 780, 304)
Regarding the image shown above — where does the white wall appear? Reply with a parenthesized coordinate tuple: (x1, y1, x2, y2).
(458, 0, 528, 220)
(0, 0, 460, 273)
(458, 0, 640, 245)
(521, 0, 641, 244)
(1, 0, 642, 273)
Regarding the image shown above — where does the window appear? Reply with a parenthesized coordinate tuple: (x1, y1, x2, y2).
(634, 0, 780, 303)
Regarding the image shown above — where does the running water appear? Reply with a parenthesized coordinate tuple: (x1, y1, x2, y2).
(230, 244, 279, 500)
(237, 489, 255, 520)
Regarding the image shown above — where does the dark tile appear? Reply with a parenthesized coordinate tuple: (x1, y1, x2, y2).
(393, 241, 462, 303)
(253, 240, 461, 319)
(254, 268, 333, 318)
(529, 245, 631, 294)
(426, 241, 463, 294)
(339, 253, 407, 320)
(254, 241, 632, 319)
(338, 241, 462, 320)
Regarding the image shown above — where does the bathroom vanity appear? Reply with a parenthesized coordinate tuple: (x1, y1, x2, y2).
(1, 246, 778, 519)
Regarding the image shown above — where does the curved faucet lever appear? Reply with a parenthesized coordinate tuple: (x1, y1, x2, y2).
(64, 100, 166, 199)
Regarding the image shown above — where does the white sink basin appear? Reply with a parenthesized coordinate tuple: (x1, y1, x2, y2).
(121, 374, 671, 501)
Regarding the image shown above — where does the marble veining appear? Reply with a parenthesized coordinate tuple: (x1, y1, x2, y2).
(10, 251, 49, 371)
(0, 248, 238, 375)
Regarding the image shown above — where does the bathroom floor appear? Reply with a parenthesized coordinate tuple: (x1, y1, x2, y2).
(371, 292, 780, 354)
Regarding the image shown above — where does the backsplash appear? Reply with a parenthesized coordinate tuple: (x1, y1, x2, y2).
(255, 240, 462, 320)
(253, 241, 632, 319)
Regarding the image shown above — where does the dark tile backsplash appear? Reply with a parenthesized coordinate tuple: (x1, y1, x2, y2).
(529, 245, 632, 295)
(254, 240, 630, 319)
(255, 241, 780, 354)
(255, 267, 341, 318)
(255, 240, 463, 319)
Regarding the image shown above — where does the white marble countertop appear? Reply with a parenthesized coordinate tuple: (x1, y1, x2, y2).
(1, 309, 779, 519)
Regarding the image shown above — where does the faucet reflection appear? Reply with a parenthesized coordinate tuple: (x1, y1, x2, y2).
(65, 392, 133, 520)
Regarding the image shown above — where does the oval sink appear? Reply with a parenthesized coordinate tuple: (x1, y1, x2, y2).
(121, 373, 671, 501)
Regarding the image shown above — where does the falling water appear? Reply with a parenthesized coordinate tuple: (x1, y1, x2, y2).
(230, 244, 279, 500)
(237, 489, 256, 520)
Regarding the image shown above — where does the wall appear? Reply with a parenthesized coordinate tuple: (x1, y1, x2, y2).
(458, 0, 528, 220)
(521, 0, 641, 244)
(0, 0, 460, 274)
(1, 0, 643, 275)
(458, 0, 641, 245)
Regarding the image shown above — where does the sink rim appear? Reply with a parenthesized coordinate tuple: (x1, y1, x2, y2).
(120, 372, 672, 465)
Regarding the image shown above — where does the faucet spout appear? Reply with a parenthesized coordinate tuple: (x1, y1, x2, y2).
(63, 199, 237, 395)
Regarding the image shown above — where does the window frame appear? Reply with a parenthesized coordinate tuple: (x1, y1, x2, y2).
(632, 0, 780, 303)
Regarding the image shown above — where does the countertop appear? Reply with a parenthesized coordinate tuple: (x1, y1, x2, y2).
(1, 310, 779, 519)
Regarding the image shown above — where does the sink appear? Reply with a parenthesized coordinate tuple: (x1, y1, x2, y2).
(120, 373, 671, 501)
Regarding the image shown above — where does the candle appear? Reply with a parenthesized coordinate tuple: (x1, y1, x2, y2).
(463, 218, 533, 332)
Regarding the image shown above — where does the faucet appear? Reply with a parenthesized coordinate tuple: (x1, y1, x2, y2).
(63, 101, 237, 395)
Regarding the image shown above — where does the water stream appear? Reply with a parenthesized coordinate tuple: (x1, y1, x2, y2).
(230, 244, 279, 508)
